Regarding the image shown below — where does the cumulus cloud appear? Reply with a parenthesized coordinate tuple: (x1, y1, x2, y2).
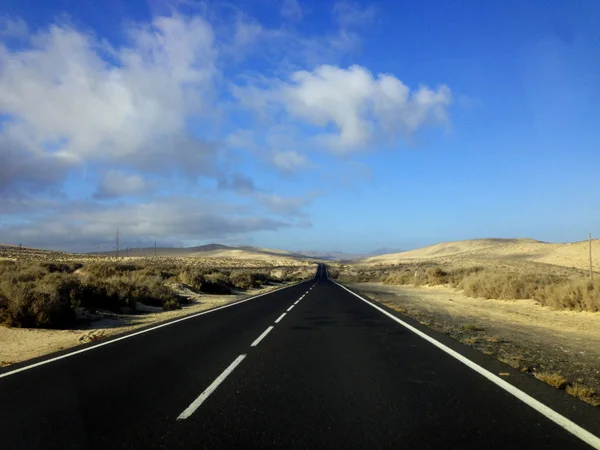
(0, 14, 216, 189)
(233, 64, 452, 153)
(93, 171, 150, 199)
(0, 128, 80, 194)
(0, 5, 454, 250)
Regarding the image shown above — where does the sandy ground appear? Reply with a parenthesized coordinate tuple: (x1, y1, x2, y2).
(362, 238, 600, 273)
(0, 283, 291, 367)
(348, 282, 600, 399)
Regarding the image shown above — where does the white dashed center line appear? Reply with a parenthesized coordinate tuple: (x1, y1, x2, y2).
(177, 354, 247, 420)
(176, 275, 329, 421)
(251, 326, 275, 347)
(274, 313, 286, 323)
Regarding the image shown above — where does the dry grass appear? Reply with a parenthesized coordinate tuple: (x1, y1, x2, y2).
(461, 323, 484, 332)
(566, 383, 600, 406)
(330, 262, 600, 312)
(534, 372, 568, 389)
(0, 254, 316, 329)
(79, 330, 108, 344)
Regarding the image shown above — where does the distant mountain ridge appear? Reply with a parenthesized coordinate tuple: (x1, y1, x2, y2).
(297, 248, 403, 261)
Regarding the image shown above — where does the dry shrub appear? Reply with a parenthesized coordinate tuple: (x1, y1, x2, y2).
(534, 279, 600, 311)
(229, 270, 270, 289)
(78, 272, 178, 310)
(334, 262, 600, 312)
(534, 372, 568, 389)
(80, 262, 140, 278)
(381, 265, 483, 287)
(459, 271, 562, 300)
(177, 268, 207, 290)
(0, 273, 78, 328)
(566, 383, 600, 406)
(0, 258, 314, 329)
(162, 298, 182, 311)
(461, 323, 484, 332)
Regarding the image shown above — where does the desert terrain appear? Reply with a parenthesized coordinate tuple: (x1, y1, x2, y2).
(331, 238, 600, 405)
(0, 244, 317, 365)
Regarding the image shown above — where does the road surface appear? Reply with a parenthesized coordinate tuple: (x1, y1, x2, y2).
(1, 264, 599, 449)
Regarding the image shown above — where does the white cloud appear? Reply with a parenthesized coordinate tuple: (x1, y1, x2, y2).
(281, 0, 303, 21)
(332, 2, 377, 28)
(94, 171, 149, 199)
(0, 197, 292, 251)
(256, 193, 313, 216)
(272, 150, 310, 172)
(0, 14, 217, 185)
(0, 6, 455, 250)
(0, 17, 28, 37)
(233, 64, 452, 153)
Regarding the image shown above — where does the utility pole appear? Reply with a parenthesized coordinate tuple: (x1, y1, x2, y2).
(154, 240, 157, 257)
(116, 228, 119, 260)
(589, 233, 593, 281)
(126, 247, 129, 258)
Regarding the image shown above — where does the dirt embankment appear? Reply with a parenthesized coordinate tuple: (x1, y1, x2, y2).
(347, 282, 600, 406)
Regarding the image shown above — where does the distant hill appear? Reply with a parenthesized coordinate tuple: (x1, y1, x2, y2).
(91, 244, 313, 260)
(297, 248, 403, 261)
(357, 237, 600, 273)
(362, 238, 543, 263)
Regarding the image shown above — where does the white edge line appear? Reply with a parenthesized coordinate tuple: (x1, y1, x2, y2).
(274, 313, 286, 323)
(177, 354, 246, 420)
(287, 304, 295, 312)
(0, 280, 307, 380)
(251, 326, 275, 347)
(331, 279, 600, 450)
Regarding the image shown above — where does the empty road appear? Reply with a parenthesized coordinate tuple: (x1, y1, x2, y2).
(1, 264, 599, 449)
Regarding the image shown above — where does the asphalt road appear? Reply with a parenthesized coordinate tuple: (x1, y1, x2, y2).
(1, 264, 600, 449)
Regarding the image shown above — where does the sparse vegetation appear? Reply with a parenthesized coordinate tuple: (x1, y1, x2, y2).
(461, 323, 484, 332)
(534, 372, 568, 389)
(567, 383, 600, 406)
(331, 262, 600, 312)
(566, 383, 600, 406)
(0, 248, 316, 329)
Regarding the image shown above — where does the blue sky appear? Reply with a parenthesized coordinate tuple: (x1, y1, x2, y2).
(1, 0, 599, 253)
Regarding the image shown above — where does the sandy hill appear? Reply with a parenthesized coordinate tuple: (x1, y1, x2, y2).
(92, 244, 312, 260)
(299, 248, 404, 261)
(1, 243, 314, 262)
(362, 238, 600, 272)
